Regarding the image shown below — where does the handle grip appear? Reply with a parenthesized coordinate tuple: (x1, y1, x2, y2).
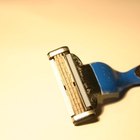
(90, 62, 140, 94)
(118, 65, 140, 92)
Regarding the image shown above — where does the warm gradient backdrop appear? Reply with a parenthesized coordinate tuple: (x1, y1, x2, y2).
(0, 0, 140, 140)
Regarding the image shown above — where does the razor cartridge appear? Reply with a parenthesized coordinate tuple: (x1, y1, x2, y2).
(48, 46, 140, 125)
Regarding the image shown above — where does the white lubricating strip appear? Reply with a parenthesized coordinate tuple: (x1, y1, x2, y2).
(66, 54, 91, 107)
(50, 59, 74, 116)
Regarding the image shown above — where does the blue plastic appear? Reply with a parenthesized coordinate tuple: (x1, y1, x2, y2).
(90, 62, 140, 95)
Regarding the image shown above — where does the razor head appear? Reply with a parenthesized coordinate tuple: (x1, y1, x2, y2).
(48, 47, 98, 125)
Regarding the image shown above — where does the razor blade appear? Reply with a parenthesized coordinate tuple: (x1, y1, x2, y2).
(48, 46, 140, 125)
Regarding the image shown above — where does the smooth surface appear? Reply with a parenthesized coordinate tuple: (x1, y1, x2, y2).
(0, 0, 140, 140)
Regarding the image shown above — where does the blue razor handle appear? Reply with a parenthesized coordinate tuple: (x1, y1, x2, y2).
(48, 46, 140, 125)
(90, 62, 140, 96)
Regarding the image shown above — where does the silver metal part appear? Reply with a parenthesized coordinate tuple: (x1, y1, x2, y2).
(48, 46, 69, 59)
(48, 47, 95, 125)
(72, 110, 95, 125)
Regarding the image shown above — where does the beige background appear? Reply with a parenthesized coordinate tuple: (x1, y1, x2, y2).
(0, 0, 140, 140)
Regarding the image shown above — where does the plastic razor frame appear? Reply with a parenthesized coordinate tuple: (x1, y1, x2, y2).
(48, 47, 97, 125)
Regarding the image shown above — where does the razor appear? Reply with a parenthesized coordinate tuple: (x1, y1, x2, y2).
(48, 46, 140, 125)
